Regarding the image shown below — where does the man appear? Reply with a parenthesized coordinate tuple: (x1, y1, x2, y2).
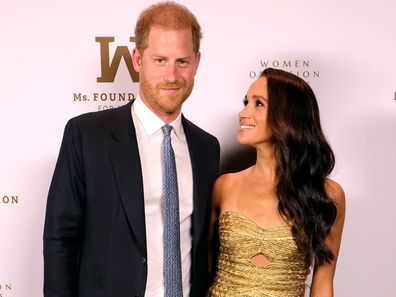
(43, 2, 220, 297)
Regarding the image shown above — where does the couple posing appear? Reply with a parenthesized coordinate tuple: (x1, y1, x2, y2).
(43, 2, 345, 297)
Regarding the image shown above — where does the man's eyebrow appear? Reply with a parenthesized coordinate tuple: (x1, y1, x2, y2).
(177, 56, 194, 60)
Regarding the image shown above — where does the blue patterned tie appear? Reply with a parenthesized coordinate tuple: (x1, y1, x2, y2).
(162, 125, 183, 297)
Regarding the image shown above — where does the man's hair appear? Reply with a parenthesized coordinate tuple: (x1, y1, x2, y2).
(134, 1, 202, 54)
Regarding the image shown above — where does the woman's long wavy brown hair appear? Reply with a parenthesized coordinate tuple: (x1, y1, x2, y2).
(262, 68, 337, 266)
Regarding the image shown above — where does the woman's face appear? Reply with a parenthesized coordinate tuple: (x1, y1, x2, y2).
(237, 76, 273, 147)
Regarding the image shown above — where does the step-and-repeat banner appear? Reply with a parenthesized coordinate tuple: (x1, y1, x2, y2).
(1, 0, 395, 296)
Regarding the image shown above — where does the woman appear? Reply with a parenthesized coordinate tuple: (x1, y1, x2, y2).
(209, 68, 345, 297)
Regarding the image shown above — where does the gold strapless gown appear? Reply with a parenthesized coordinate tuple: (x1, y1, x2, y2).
(210, 211, 309, 297)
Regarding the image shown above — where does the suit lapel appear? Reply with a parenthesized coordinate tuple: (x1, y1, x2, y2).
(183, 117, 208, 246)
(108, 102, 147, 257)
(107, 107, 209, 257)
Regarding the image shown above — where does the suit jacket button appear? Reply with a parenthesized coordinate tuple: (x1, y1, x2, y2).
(142, 257, 146, 265)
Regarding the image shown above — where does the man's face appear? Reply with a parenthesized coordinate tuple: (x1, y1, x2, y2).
(132, 26, 200, 123)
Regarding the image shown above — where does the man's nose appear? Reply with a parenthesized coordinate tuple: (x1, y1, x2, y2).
(164, 63, 177, 83)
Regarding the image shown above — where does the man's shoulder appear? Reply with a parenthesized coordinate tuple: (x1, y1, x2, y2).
(67, 102, 131, 129)
(182, 116, 218, 144)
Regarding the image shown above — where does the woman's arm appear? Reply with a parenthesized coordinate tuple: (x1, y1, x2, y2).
(208, 175, 226, 273)
(310, 179, 346, 297)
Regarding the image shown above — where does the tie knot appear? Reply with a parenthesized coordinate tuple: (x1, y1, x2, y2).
(162, 125, 173, 137)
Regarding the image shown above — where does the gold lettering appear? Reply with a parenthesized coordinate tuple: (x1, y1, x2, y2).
(249, 71, 257, 78)
(98, 105, 115, 111)
(260, 60, 269, 67)
(73, 93, 88, 101)
(1, 196, 18, 204)
(260, 60, 310, 69)
(128, 93, 135, 101)
(96, 37, 139, 83)
(0, 283, 12, 290)
(92, 93, 135, 102)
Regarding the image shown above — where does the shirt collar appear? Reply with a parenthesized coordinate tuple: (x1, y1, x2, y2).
(133, 96, 184, 139)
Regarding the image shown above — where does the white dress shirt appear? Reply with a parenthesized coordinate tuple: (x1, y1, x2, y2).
(131, 97, 193, 297)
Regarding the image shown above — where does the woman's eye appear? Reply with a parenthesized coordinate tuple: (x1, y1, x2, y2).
(256, 100, 264, 107)
(242, 99, 248, 106)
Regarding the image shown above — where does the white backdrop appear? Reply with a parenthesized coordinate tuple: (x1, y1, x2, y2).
(1, 0, 395, 296)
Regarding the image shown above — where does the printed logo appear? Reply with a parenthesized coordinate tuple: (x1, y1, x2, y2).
(72, 92, 136, 111)
(72, 36, 139, 111)
(96, 36, 139, 83)
(249, 59, 320, 83)
(0, 195, 19, 205)
(0, 283, 12, 297)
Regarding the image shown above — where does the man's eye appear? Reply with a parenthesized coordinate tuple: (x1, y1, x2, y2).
(178, 60, 188, 65)
(155, 59, 165, 64)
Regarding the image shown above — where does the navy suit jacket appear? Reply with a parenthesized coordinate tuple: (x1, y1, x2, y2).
(43, 101, 220, 297)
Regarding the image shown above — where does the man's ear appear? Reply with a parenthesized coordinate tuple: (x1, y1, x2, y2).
(132, 48, 142, 72)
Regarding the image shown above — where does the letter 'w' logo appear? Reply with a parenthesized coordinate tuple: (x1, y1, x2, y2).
(96, 37, 139, 83)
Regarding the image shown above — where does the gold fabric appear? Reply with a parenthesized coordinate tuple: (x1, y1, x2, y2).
(210, 211, 309, 297)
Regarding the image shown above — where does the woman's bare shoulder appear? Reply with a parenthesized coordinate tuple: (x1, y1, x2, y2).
(216, 168, 250, 188)
(325, 178, 346, 209)
(215, 172, 239, 185)
(212, 169, 249, 204)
